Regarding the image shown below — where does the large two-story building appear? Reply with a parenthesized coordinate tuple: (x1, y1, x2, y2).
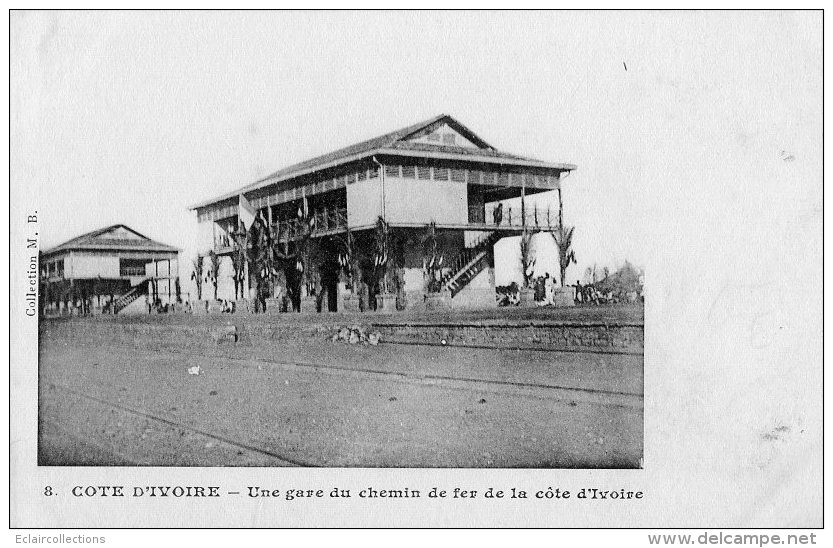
(189, 114, 575, 311)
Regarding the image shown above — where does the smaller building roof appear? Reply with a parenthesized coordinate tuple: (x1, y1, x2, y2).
(41, 224, 179, 258)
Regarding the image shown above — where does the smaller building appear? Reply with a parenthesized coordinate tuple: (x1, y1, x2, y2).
(39, 224, 179, 315)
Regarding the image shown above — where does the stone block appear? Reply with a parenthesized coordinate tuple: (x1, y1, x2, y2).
(553, 287, 575, 307)
(341, 293, 361, 314)
(518, 287, 536, 308)
(375, 293, 398, 313)
(424, 291, 451, 312)
(300, 296, 318, 314)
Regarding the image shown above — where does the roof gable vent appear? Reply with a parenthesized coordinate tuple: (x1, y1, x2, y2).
(408, 123, 479, 149)
(96, 226, 144, 241)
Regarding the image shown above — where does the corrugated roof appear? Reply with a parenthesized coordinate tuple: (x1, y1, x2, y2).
(41, 224, 179, 257)
(387, 140, 539, 161)
(190, 114, 576, 210)
(248, 114, 451, 188)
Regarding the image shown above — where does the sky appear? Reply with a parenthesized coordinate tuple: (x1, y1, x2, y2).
(11, 11, 821, 289)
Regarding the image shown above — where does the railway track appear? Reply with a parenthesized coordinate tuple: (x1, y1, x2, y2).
(91, 342, 643, 406)
(378, 337, 643, 356)
(38, 343, 643, 467)
(43, 381, 314, 467)
(45, 340, 644, 406)
(243, 355, 643, 403)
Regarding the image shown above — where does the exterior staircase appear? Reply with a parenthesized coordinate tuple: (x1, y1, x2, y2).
(439, 232, 503, 297)
(113, 279, 149, 314)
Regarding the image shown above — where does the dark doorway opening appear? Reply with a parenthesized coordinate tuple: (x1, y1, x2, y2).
(319, 258, 340, 312)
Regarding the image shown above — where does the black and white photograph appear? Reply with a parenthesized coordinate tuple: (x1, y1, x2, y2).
(10, 9, 822, 531)
(36, 112, 644, 469)
(30, 11, 645, 471)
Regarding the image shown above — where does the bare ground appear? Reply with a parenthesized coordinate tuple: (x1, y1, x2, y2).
(38, 320, 643, 468)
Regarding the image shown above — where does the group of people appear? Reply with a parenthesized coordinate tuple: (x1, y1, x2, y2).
(143, 296, 239, 314)
(574, 281, 642, 305)
(532, 273, 559, 306)
(496, 277, 644, 307)
(494, 276, 562, 307)
(143, 295, 185, 314)
(216, 234, 232, 248)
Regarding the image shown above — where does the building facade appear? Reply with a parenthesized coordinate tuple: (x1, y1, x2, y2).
(40, 224, 180, 315)
(189, 114, 575, 312)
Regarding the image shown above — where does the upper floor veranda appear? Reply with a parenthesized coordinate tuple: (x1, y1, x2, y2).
(200, 157, 571, 255)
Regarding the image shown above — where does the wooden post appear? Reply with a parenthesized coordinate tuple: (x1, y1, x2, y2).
(244, 258, 249, 301)
(520, 175, 526, 231)
(558, 187, 564, 230)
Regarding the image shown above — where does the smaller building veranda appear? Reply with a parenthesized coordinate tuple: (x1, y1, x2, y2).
(39, 224, 180, 316)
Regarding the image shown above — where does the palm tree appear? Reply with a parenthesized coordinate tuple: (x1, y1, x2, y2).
(422, 221, 444, 293)
(374, 216, 391, 294)
(519, 230, 536, 288)
(190, 255, 204, 300)
(267, 205, 314, 312)
(207, 251, 221, 300)
(550, 187, 576, 287)
(230, 222, 248, 300)
(244, 216, 273, 312)
(338, 227, 359, 292)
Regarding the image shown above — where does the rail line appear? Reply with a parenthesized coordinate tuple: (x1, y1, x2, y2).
(43, 381, 315, 467)
(109, 341, 643, 402)
(50, 341, 644, 403)
(129, 348, 644, 408)
(251, 356, 643, 400)
(378, 338, 643, 356)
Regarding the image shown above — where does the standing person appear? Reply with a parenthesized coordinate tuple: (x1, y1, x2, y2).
(145, 294, 152, 314)
(545, 273, 554, 305)
(493, 203, 504, 226)
(534, 275, 545, 303)
(358, 278, 369, 312)
(575, 280, 583, 304)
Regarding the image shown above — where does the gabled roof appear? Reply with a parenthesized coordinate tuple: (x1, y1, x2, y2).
(41, 224, 179, 257)
(190, 114, 577, 210)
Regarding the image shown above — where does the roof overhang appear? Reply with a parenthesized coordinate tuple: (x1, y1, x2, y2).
(41, 245, 180, 258)
(188, 149, 576, 211)
(376, 148, 577, 172)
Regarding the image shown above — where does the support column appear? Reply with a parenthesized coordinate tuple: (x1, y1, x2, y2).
(244, 258, 249, 301)
(521, 177, 526, 231)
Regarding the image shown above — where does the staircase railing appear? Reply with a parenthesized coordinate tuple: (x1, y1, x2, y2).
(438, 232, 503, 296)
(113, 279, 149, 314)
